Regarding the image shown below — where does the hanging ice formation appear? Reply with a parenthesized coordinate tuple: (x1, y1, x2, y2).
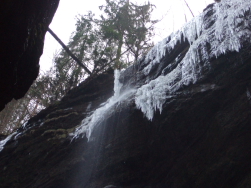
(74, 0, 251, 139)
(135, 0, 251, 120)
(0, 132, 16, 152)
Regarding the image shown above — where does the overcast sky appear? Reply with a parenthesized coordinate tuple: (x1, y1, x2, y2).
(40, 0, 214, 72)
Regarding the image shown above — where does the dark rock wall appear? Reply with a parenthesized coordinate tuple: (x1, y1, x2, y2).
(1, 2, 251, 188)
(0, 0, 59, 111)
(1, 48, 251, 188)
(0, 70, 115, 188)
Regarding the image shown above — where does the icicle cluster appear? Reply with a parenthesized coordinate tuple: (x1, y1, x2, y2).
(136, 0, 251, 120)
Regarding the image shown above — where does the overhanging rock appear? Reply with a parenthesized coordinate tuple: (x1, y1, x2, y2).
(0, 0, 59, 111)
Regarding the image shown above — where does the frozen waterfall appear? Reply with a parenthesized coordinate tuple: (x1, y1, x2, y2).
(73, 0, 251, 138)
(73, 70, 136, 140)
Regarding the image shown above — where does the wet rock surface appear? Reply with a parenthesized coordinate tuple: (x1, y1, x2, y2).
(0, 0, 59, 111)
(1, 2, 251, 188)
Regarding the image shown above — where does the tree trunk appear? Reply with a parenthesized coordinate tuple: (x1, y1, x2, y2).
(115, 36, 124, 69)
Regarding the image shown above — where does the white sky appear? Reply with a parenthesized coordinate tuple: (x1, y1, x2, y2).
(40, 0, 214, 72)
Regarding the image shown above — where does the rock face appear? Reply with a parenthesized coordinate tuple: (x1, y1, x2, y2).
(1, 1, 251, 188)
(0, 0, 59, 111)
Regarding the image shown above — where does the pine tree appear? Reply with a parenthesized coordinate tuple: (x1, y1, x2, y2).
(52, 0, 158, 75)
(46, 0, 158, 101)
(99, 0, 157, 68)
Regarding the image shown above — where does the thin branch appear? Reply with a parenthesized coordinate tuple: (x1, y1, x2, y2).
(47, 28, 92, 75)
(183, 0, 195, 17)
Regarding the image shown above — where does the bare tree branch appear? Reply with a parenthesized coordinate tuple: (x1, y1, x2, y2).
(47, 28, 92, 75)
(183, 0, 195, 17)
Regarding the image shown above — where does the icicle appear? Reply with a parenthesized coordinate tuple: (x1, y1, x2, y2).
(135, 66, 182, 120)
(113, 70, 122, 98)
(0, 132, 16, 152)
(143, 38, 169, 75)
(247, 88, 251, 102)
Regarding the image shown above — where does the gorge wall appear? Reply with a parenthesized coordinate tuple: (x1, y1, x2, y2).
(1, 1, 251, 188)
(0, 0, 59, 111)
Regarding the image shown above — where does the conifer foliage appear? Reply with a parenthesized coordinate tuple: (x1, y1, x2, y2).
(58, 0, 157, 74)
